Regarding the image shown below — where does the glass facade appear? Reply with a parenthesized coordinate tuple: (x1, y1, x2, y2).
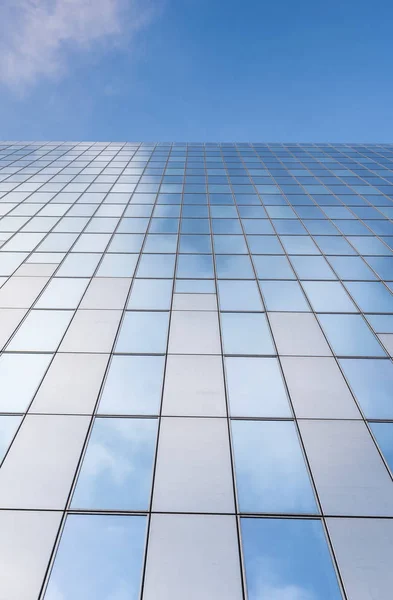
(0, 141, 392, 599)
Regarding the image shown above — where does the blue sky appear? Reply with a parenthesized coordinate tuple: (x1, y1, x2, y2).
(0, 0, 392, 142)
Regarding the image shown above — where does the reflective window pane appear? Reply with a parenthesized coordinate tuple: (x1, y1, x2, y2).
(225, 357, 291, 417)
(221, 313, 275, 355)
(71, 418, 157, 510)
(44, 514, 146, 600)
(116, 312, 169, 354)
(241, 518, 343, 600)
(98, 355, 165, 415)
(339, 358, 393, 419)
(232, 420, 317, 513)
(318, 314, 386, 357)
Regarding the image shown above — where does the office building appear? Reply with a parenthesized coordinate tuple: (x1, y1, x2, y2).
(0, 141, 392, 600)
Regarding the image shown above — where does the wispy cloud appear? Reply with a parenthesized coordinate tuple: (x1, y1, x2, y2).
(0, 0, 159, 91)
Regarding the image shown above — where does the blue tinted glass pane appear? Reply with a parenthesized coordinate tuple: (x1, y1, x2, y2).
(179, 235, 211, 253)
(304, 220, 339, 235)
(143, 234, 178, 253)
(365, 257, 393, 280)
(344, 282, 393, 313)
(213, 235, 248, 254)
(108, 234, 144, 253)
(97, 254, 138, 277)
(44, 514, 146, 600)
(221, 313, 275, 355)
(177, 254, 214, 278)
(241, 518, 342, 600)
(181, 219, 210, 234)
(211, 219, 242, 234)
(116, 312, 169, 353)
(370, 423, 393, 472)
(225, 357, 291, 417)
(314, 236, 356, 255)
(127, 279, 172, 310)
(218, 280, 263, 311)
(303, 281, 357, 312)
(327, 256, 377, 280)
(366, 314, 393, 333)
(290, 255, 337, 280)
(280, 236, 320, 255)
(215, 255, 254, 278)
(260, 280, 309, 311)
(153, 205, 181, 217)
(253, 255, 295, 279)
(247, 235, 283, 254)
(339, 359, 393, 419)
(318, 314, 386, 357)
(210, 205, 238, 218)
(232, 420, 317, 513)
(242, 220, 274, 234)
(272, 219, 307, 234)
(149, 218, 179, 233)
(348, 236, 392, 256)
(137, 254, 176, 278)
(98, 356, 165, 415)
(71, 418, 157, 510)
(181, 205, 208, 217)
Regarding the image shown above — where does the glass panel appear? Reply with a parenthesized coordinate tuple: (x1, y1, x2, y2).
(177, 254, 214, 278)
(162, 355, 226, 417)
(169, 311, 221, 354)
(127, 279, 172, 310)
(300, 420, 393, 516)
(215, 255, 255, 278)
(143, 514, 242, 600)
(327, 517, 393, 600)
(344, 282, 393, 313)
(225, 357, 291, 417)
(269, 313, 331, 356)
(7, 310, 74, 352)
(241, 518, 343, 600)
(0, 353, 52, 412)
(290, 255, 337, 280)
(221, 313, 275, 355)
(327, 256, 377, 280)
(137, 254, 176, 278)
(98, 355, 165, 415)
(232, 420, 317, 513)
(281, 356, 360, 419)
(116, 312, 169, 354)
(0, 510, 62, 600)
(218, 280, 263, 311)
(0, 414, 89, 509)
(318, 314, 386, 357)
(71, 417, 157, 510)
(253, 255, 295, 279)
(260, 280, 309, 311)
(97, 254, 138, 277)
(44, 514, 146, 600)
(339, 358, 393, 419)
(303, 281, 357, 312)
(152, 417, 234, 512)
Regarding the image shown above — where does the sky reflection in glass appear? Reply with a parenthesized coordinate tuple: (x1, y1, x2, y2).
(44, 514, 146, 600)
(71, 417, 157, 510)
(231, 420, 317, 514)
(241, 518, 343, 600)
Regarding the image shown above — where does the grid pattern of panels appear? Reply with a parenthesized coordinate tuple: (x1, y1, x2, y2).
(0, 141, 392, 600)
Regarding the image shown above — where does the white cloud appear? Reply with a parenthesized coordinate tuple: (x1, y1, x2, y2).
(0, 0, 159, 90)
